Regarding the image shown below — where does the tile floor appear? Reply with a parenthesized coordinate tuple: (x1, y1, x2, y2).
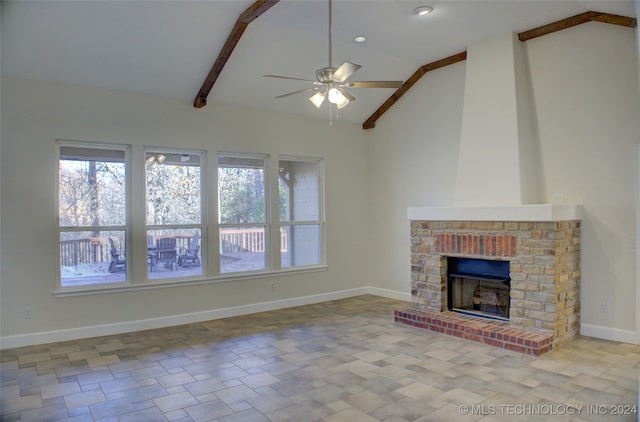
(1, 295, 639, 421)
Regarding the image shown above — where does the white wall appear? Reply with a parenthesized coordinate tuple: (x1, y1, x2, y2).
(635, 0, 640, 346)
(0, 3, 3, 348)
(527, 22, 639, 339)
(367, 22, 640, 342)
(0, 78, 369, 346)
(366, 61, 467, 298)
(455, 32, 531, 206)
(2, 20, 639, 348)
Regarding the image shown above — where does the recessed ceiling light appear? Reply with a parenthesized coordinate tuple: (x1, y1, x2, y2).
(413, 6, 433, 16)
(354, 36, 367, 43)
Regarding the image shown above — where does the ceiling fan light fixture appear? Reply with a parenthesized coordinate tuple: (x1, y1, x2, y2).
(309, 92, 326, 108)
(327, 87, 344, 104)
(328, 87, 350, 109)
(336, 96, 350, 109)
(264, 0, 403, 122)
(413, 6, 433, 16)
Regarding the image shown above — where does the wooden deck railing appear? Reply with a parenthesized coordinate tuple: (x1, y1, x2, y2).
(59, 238, 109, 266)
(220, 228, 287, 253)
(60, 229, 287, 266)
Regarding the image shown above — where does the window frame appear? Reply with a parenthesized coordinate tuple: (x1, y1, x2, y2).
(56, 140, 132, 290)
(277, 155, 326, 270)
(144, 147, 206, 281)
(217, 152, 270, 274)
(54, 144, 327, 296)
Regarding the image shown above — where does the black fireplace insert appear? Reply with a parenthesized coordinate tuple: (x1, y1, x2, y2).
(447, 257, 511, 321)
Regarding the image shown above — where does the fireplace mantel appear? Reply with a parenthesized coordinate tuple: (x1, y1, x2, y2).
(407, 204, 581, 222)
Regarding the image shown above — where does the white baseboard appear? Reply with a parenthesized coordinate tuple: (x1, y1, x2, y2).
(1, 287, 379, 349)
(366, 286, 412, 302)
(13, 289, 635, 349)
(580, 323, 637, 344)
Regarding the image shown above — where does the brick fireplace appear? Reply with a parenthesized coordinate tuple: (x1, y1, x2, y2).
(393, 33, 584, 355)
(395, 207, 581, 355)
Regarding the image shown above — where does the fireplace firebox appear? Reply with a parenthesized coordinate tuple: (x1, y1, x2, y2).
(447, 257, 510, 321)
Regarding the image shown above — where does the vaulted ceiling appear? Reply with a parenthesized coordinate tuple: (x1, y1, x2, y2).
(2, 1, 637, 127)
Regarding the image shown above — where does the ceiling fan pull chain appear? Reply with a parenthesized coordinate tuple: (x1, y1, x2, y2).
(329, 102, 333, 126)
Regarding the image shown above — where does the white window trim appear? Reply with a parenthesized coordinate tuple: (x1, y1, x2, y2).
(144, 147, 206, 282)
(54, 146, 327, 295)
(277, 155, 326, 269)
(56, 140, 132, 290)
(217, 152, 271, 274)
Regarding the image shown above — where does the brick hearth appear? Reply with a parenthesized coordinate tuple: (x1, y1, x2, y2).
(395, 305, 553, 356)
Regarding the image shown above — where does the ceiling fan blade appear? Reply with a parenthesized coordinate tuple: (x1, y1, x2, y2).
(309, 92, 326, 108)
(275, 87, 321, 99)
(342, 81, 404, 89)
(264, 75, 322, 85)
(332, 62, 361, 82)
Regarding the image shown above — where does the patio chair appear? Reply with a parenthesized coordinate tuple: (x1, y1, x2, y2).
(154, 237, 177, 271)
(108, 238, 126, 273)
(178, 232, 201, 267)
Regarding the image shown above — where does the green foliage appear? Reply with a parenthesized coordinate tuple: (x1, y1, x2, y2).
(218, 167, 265, 224)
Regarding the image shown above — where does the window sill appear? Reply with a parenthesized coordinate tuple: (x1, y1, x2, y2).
(53, 265, 328, 297)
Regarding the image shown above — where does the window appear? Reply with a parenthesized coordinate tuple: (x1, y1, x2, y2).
(57, 142, 128, 288)
(56, 143, 324, 292)
(145, 150, 204, 279)
(279, 158, 324, 268)
(217, 155, 267, 273)
(217, 154, 324, 273)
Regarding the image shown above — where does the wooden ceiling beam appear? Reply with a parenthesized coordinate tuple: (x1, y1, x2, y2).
(518, 11, 636, 41)
(363, 11, 637, 129)
(194, 0, 279, 109)
(591, 13, 637, 28)
(362, 52, 467, 130)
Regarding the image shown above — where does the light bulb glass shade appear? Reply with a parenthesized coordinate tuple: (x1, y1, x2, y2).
(157, 154, 166, 164)
(336, 95, 350, 109)
(329, 87, 350, 109)
(309, 92, 326, 108)
(145, 155, 156, 165)
(328, 87, 344, 104)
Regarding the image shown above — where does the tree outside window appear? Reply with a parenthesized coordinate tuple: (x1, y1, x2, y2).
(57, 144, 324, 292)
(145, 151, 204, 280)
(218, 155, 267, 273)
(58, 143, 128, 288)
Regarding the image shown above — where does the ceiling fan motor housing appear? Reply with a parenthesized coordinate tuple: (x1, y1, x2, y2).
(316, 67, 337, 83)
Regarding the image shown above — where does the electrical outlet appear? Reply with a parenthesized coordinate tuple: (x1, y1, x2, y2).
(629, 237, 636, 249)
(24, 307, 32, 319)
(554, 193, 565, 204)
(601, 301, 610, 313)
(269, 282, 275, 291)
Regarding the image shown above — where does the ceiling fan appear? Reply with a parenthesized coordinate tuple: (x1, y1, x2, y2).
(264, 0, 403, 111)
